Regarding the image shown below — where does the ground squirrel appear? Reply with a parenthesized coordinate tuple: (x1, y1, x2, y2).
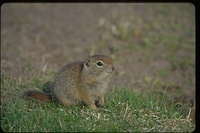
(24, 55, 115, 109)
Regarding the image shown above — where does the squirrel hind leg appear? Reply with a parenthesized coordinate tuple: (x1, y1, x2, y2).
(57, 98, 77, 107)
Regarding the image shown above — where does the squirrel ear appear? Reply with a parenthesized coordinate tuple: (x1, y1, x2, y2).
(84, 58, 90, 67)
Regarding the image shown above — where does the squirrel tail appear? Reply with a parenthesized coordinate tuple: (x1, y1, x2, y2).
(23, 90, 54, 102)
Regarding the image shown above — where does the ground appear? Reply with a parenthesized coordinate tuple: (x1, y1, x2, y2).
(1, 3, 195, 108)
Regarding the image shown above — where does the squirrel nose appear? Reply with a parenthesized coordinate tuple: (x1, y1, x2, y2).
(112, 66, 115, 71)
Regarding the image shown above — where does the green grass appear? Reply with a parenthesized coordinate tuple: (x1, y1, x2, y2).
(1, 74, 195, 132)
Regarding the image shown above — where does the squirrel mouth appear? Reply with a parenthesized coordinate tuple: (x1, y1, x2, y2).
(106, 66, 115, 74)
(107, 70, 114, 74)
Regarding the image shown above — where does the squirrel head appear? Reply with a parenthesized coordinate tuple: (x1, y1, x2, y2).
(83, 55, 115, 79)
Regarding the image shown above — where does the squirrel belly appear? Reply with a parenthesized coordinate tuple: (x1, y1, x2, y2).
(24, 90, 54, 102)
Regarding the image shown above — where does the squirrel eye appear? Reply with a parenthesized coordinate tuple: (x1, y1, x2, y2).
(97, 61, 103, 66)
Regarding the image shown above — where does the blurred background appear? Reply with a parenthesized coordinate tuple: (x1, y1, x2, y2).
(1, 3, 195, 102)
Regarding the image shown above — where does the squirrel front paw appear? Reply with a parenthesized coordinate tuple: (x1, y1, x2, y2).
(95, 100, 104, 108)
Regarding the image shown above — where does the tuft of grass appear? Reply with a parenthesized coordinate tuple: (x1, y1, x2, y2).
(142, 38, 154, 49)
(1, 74, 195, 132)
(170, 56, 194, 71)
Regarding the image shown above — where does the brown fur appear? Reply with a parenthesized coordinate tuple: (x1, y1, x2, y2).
(24, 90, 53, 102)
